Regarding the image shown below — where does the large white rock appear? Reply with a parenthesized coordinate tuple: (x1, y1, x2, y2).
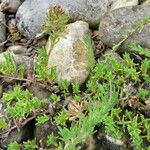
(47, 21, 95, 84)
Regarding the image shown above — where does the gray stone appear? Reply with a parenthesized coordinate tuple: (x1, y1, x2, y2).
(47, 21, 95, 84)
(0, 124, 33, 149)
(56, 0, 114, 28)
(0, 84, 3, 98)
(110, 0, 138, 10)
(27, 84, 50, 100)
(16, 0, 50, 38)
(98, 5, 150, 51)
(0, 0, 21, 13)
(34, 121, 58, 147)
(7, 45, 27, 55)
(16, 0, 120, 38)
(0, 12, 6, 44)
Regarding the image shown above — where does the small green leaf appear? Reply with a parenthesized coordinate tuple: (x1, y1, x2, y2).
(4, 52, 15, 74)
(23, 139, 38, 150)
(59, 79, 70, 91)
(17, 65, 26, 77)
(72, 83, 80, 94)
(0, 118, 7, 130)
(84, 34, 95, 70)
(138, 88, 149, 100)
(54, 111, 69, 126)
(47, 133, 58, 147)
(35, 115, 49, 126)
(48, 67, 57, 81)
(8, 141, 20, 150)
(50, 93, 58, 103)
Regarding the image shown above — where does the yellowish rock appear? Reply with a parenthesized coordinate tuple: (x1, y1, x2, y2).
(46, 21, 95, 84)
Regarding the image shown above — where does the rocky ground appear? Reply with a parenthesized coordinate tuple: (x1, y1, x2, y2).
(0, 0, 150, 149)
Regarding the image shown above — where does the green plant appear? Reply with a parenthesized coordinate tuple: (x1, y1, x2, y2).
(104, 116, 122, 140)
(23, 139, 38, 150)
(84, 34, 95, 70)
(35, 115, 49, 126)
(36, 47, 49, 80)
(57, 85, 119, 150)
(0, 52, 15, 75)
(43, 4, 69, 54)
(1, 17, 150, 150)
(1, 85, 46, 119)
(50, 93, 58, 103)
(127, 116, 143, 149)
(47, 133, 59, 147)
(138, 88, 149, 100)
(54, 111, 69, 126)
(0, 118, 7, 130)
(8, 141, 20, 150)
(59, 79, 70, 98)
(129, 43, 150, 58)
(59, 79, 70, 91)
(36, 47, 57, 81)
(73, 95, 81, 102)
(72, 83, 80, 94)
(141, 58, 150, 83)
(17, 64, 26, 77)
(48, 67, 57, 81)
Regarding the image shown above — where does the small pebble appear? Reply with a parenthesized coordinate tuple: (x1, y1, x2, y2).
(7, 45, 27, 55)
(20, 38, 27, 43)
(0, 0, 21, 13)
(0, 84, 3, 98)
(27, 39, 33, 45)
(27, 47, 33, 53)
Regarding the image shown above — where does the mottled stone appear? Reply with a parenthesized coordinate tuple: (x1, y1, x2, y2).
(47, 21, 95, 84)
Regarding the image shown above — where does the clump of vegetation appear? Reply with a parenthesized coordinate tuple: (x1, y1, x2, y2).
(84, 34, 95, 70)
(43, 4, 69, 55)
(7, 139, 38, 150)
(1, 43, 150, 149)
(0, 52, 15, 75)
(36, 47, 57, 81)
(0, 10, 150, 150)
